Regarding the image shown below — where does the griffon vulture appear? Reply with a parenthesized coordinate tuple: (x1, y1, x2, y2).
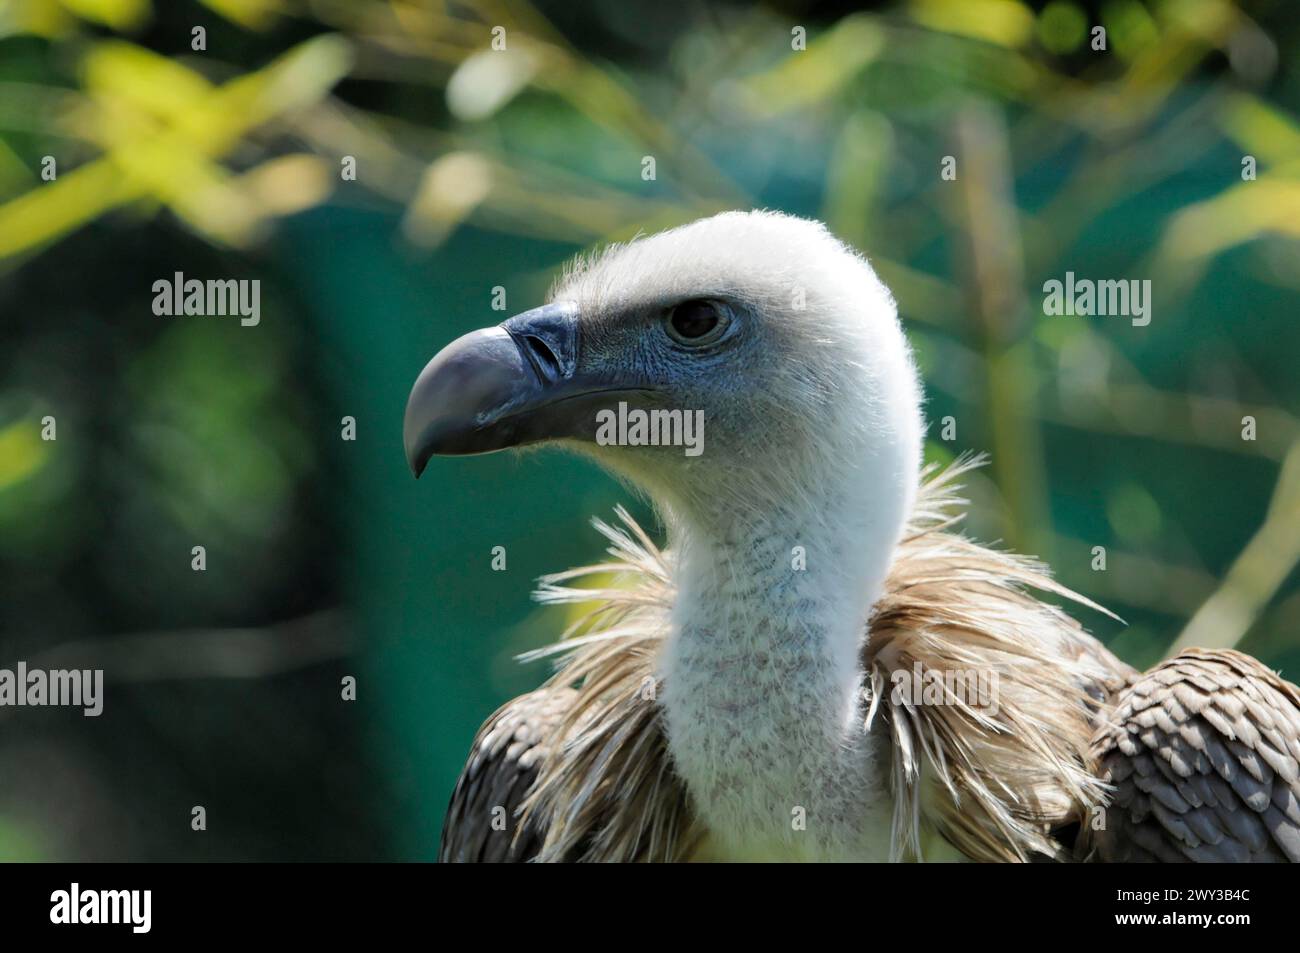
(403, 211, 1300, 862)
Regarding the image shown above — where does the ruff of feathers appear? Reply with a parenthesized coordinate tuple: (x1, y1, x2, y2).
(513, 458, 1135, 861)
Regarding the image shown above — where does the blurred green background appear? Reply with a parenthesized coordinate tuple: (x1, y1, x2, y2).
(0, 0, 1298, 860)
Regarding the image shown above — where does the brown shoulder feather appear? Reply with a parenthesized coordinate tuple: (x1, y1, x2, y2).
(439, 687, 576, 862)
(1083, 647, 1300, 862)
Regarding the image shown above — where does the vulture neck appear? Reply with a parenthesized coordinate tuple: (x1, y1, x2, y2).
(657, 453, 915, 860)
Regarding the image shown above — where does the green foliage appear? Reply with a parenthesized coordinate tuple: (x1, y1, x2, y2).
(1, 0, 1298, 860)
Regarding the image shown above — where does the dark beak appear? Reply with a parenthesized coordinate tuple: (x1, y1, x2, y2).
(403, 302, 642, 477)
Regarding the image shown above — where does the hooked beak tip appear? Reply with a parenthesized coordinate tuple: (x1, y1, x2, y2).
(402, 324, 535, 467)
(408, 447, 430, 479)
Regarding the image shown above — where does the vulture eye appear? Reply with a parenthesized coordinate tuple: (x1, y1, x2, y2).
(666, 299, 729, 347)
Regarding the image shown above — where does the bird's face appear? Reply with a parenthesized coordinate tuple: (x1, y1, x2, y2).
(404, 211, 922, 516)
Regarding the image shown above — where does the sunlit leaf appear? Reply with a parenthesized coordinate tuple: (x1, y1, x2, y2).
(1220, 93, 1300, 167)
(82, 40, 213, 122)
(197, 0, 282, 30)
(741, 15, 885, 116)
(446, 46, 542, 121)
(0, 35, 353, 257)
(1159, 178, 1300, 263)
(403, 151, 493, 247)
(58, 0, 150, 31)
(909, 0, 1036, 48)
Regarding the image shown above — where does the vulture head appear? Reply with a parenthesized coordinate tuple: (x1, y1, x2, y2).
(404, 210, 923, 548)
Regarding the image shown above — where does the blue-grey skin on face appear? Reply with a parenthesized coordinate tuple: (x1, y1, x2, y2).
(402, 295, 745, 477)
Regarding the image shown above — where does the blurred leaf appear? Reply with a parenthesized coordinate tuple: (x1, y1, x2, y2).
(1107, 482, 1163, 544)
(197, 0, 282, 30)
(1157, 178, 1300, 264)
(0, 34, 353, 257)
(0, 160, 129, 258)
(822, 111, 894, 246)
(446, 46, 542, 122)
(1220, 93, 1300, 167)
(909, 0, 1036, 48)
(741, 14, 885, 116)
(0, 1, 77, 39)
(1103, 0, 1161, 61)
(238, 153, 334, 216)
(0, 416, 48, 491)
(82, 39, 214, 123)
(58, 0, 150, 30)
(1036, 1, 1087, 54)
(403, 151, 493, 247)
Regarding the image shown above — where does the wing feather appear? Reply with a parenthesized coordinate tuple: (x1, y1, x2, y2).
(1087, 648, 1300, 862)
(438, 687, 576, 862)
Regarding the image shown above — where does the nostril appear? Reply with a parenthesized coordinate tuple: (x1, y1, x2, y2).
(522, 334, 563, 382)
(500, 302, 579, 381)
